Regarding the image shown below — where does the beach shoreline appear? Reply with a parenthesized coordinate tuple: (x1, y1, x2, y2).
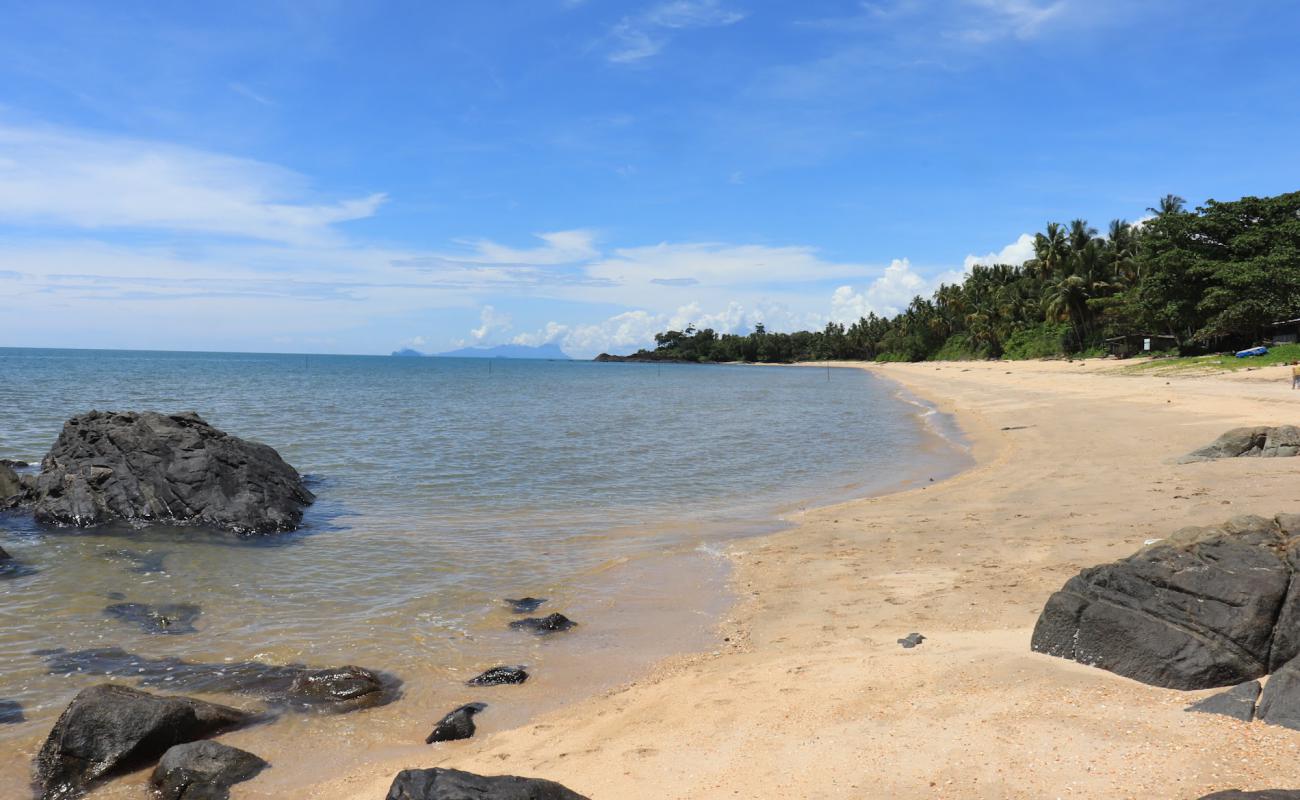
(312, 357, 1300, 799)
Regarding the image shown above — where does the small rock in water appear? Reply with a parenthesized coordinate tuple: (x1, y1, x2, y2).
(425, 702, 487, 743)
(504, 597, 547, 614)
(0, 458, 29, 469)
(467, 666, 528, 687)
(385, 767, 590, 800)
(1186, 680, 1261, 722)
(509, 613, 576, 635)
(104, 602, 202, 635)
(151, 740, 268, 800)
(898, 632, 926, 649)
(0, 699, 24, 724)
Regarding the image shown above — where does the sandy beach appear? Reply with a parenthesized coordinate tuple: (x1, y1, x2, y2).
(300, 358, 1300, 799)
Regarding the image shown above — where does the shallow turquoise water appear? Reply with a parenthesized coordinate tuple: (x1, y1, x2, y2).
(0, 348, 965, 787)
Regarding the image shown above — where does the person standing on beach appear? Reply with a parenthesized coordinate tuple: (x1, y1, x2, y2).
(1292, 361, 1300, 390)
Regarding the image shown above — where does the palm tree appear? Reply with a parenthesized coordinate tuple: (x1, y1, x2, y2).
(1067, 219, 1098, 255)
(1032, 222, 1068, 279)
(1043, 274, 1092, 346)
(1148, 194, 1186, 216)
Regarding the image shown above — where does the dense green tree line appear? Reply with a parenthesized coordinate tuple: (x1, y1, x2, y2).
(600, 190, 1300, 363)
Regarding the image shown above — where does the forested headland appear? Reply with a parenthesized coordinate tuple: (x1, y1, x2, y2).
(597, 191, 1300, 364)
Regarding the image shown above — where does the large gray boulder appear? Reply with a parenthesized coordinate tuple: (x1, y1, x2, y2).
(29, 411, 314, 534)
(150, 740, 268, 800)
(1182, 426, 1300, 462)
(1031, 515, 1300, 690)
(385, 768, 589, 800)
(35, 683, 252, 800)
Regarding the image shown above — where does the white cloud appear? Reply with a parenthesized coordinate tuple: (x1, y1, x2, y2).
(828, 257, 930, 322)
(607, 0, 745, 63)
(0, 122, 384, 245)
(470, 304, 513, 341)
(961, 0, 1068, 42)
(962, 232, 1034, 270)
(460, 229, 599, 265)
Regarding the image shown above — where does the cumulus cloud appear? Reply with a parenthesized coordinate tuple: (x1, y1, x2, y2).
(607, 0, 745, 63)
(963, 232, 1035, 270)
(470, 305, 513, 341)
(829, 257, 954, 323)
(0, 122, 384, 245)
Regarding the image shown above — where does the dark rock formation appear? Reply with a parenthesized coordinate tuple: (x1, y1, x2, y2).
(150, 740, 268, 800)
(467, 666, 528, 686)
(425, 702, 486, 743)
(104, 602, 201, 635)
(1031, 515, 1300, 689)
(35, 683, 251, 800)
(386, 767, 589, 800)
(1186, 680, 1261, 722)
(1182, 426, 1300, 462)
(504, 597, 547, 614)
(29, 410, 314, 534)
(99, 548, 169, 574)
(1199, 792, 1300, 799)
(0, 699, 24, 724)
(508, 613, 576, 635)
(897, 633, 926, 649)
(1257, 657, 1300, 730)
(0, 458, 30, 469)
(38, 647, 398, 713)
(0, 461, 26, 508)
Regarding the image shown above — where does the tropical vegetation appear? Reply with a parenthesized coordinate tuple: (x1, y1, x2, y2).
(599, 190, 1300, 363)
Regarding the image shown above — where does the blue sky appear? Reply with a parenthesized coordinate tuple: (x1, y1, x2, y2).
(2, 0, 1298, 357)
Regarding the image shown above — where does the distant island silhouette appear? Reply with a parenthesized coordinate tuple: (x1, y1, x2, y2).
(391, 343, 571, 360)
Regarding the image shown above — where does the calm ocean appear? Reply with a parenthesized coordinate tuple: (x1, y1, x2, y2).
(0, 348, 966, 795)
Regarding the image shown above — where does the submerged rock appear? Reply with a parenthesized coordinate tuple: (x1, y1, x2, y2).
(0, 699, 24, 724)
(35, 683, 252, 800)
(29, 410, 314, 534)
(897, 633, 926, 649)
(508, 613, 576, 635)
(425, 702, 486, 743)
(99, 548, 169, 574)
(467, 666, 529, 686)
(104, 602, 202, 635)
(504, 597, 547, 614)
(0, 545, 37, 579)
(1031, 515, 1300, 689)
(0, 458, 30, 469)
(151, 740, 268, 800)
(386, 767, 589, 800)
(38, 647, 399, 713)
(1182, 426, 1300, 462)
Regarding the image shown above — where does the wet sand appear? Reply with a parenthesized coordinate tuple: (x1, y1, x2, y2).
(311, 358, 1300, 799)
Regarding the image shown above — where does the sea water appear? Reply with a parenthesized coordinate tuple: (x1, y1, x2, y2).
(0, 348, 967, 795)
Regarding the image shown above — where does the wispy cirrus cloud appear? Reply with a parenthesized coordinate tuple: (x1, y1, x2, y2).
(606, 0, 745, 63)
(0, 121, 383, 245)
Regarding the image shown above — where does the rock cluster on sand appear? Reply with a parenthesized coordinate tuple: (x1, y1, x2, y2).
(1181, 426, 1300, 462)
(1032, 514, 1300, 690)
(1198, 792, 1300, 799)
(385, 767, 589, 800)
(27, 410, 314, 533)
(36, 684, 252, 800)
(150, 740, 268, 800)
